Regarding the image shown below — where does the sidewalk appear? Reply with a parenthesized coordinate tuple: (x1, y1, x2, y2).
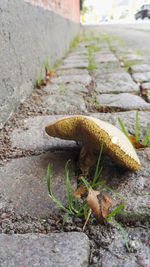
(0, 27, 150, 266)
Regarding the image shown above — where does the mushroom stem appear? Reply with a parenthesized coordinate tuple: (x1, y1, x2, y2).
(79, 146, 98, 175)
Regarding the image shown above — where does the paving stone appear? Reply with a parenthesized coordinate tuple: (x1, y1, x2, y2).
(119, 54, 144, 62)
(94, 227, 149, 267)
(141, 82, 150, 90)
(95, 72, 139, 94)
(58, 61, 88, 70)
(68, 50, 88, 57)
(44, 83, 88, 95)
(51, 74, 91, 85)
(94, 53, 118, 63)
(0, 152, 77, 217)
(103, 149, 150, 223)
(63, 55, 87, 62)
(63, 58, 88, 65)
(132, 72, 150, 83)
(10, 115, 78, 151)
(0, 232, 90, 267)
(57, 68, 89, 76)
(131, 63, 150, 73)
(41, 94, 87, 114)
(97, 93, 150, 110)
(93, 62, 123, 76)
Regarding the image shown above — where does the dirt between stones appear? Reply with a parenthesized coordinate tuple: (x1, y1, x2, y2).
(0, 202, 149, 266)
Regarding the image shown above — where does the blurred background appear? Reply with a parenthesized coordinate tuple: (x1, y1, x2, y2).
(80, 0, 150, 23)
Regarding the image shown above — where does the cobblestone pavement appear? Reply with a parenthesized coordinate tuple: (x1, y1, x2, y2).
(0, 27, 150, 267)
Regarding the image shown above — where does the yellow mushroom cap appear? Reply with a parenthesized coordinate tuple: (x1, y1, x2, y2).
(45, 115, 141, 171)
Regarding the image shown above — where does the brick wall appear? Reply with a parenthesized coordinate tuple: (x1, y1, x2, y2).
(25, 0, 80, 22)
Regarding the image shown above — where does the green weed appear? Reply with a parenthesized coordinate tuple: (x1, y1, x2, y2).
(87, 44, 97, 71)
(35, 64, 43, 88)
(70, 36, 80, 50)
(123, 60, 139, 72)
(135, 49, 144, 56)
(59, 83, 68, 95)
(46, 144, 130, 249)
(92, 95, 99, 108)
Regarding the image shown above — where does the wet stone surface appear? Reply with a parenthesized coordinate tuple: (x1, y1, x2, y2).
(97, 93, 150, 110)
(95, 72, 139, 94)
(0, 232, 90, 267)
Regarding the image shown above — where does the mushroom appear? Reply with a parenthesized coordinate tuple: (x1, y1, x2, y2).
(45, 115, 141, 173)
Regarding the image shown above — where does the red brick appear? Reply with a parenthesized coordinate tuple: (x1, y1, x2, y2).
(25, 0, 80, 22)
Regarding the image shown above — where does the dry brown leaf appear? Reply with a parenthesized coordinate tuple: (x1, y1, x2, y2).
(46, 71, 56, 77)
(129, 136, 147, 149)
(86, 189, 112, 222)
(100, 194, 112, 218)
(73, 186, 87, 199)
(86, 188, 101, 220)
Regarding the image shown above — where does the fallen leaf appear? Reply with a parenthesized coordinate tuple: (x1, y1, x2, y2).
(100, 194, 112, 218)
(73, 186, 87, 199)
(86, 189, 112, 222)
(46, 71, 56, 77)
(86, 188, 101, 220)
(129, 136, 147, 149)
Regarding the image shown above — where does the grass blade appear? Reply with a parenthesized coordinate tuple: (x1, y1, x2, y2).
(107, 218, 130, 252)
(65, 160, 78, 214)
(135, 111, 139, 143)
(93, 142, 104, 186)
(118, 118, 129, 138)
(46, 163, 53, 195)
(46, 163, 69, 213)
(104, 185, 125, 201)
(106, 203, 125, 219)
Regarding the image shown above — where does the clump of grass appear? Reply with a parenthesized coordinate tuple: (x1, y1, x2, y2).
(87, 44, 97, 71)
(44, 60, 51, 73)
(123, 60, 139, 72)
(70, 36, 80, 51)
(35, 64, 43, 88)
(46, 144, 130, 250)
(59, 83, 68, 95)
(135, 49, 144, 56)
(47, 161, 89, 220)
(44, 60, 56, 74)
(92, 95, 99, 108)
(118, 111, 150, 147)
